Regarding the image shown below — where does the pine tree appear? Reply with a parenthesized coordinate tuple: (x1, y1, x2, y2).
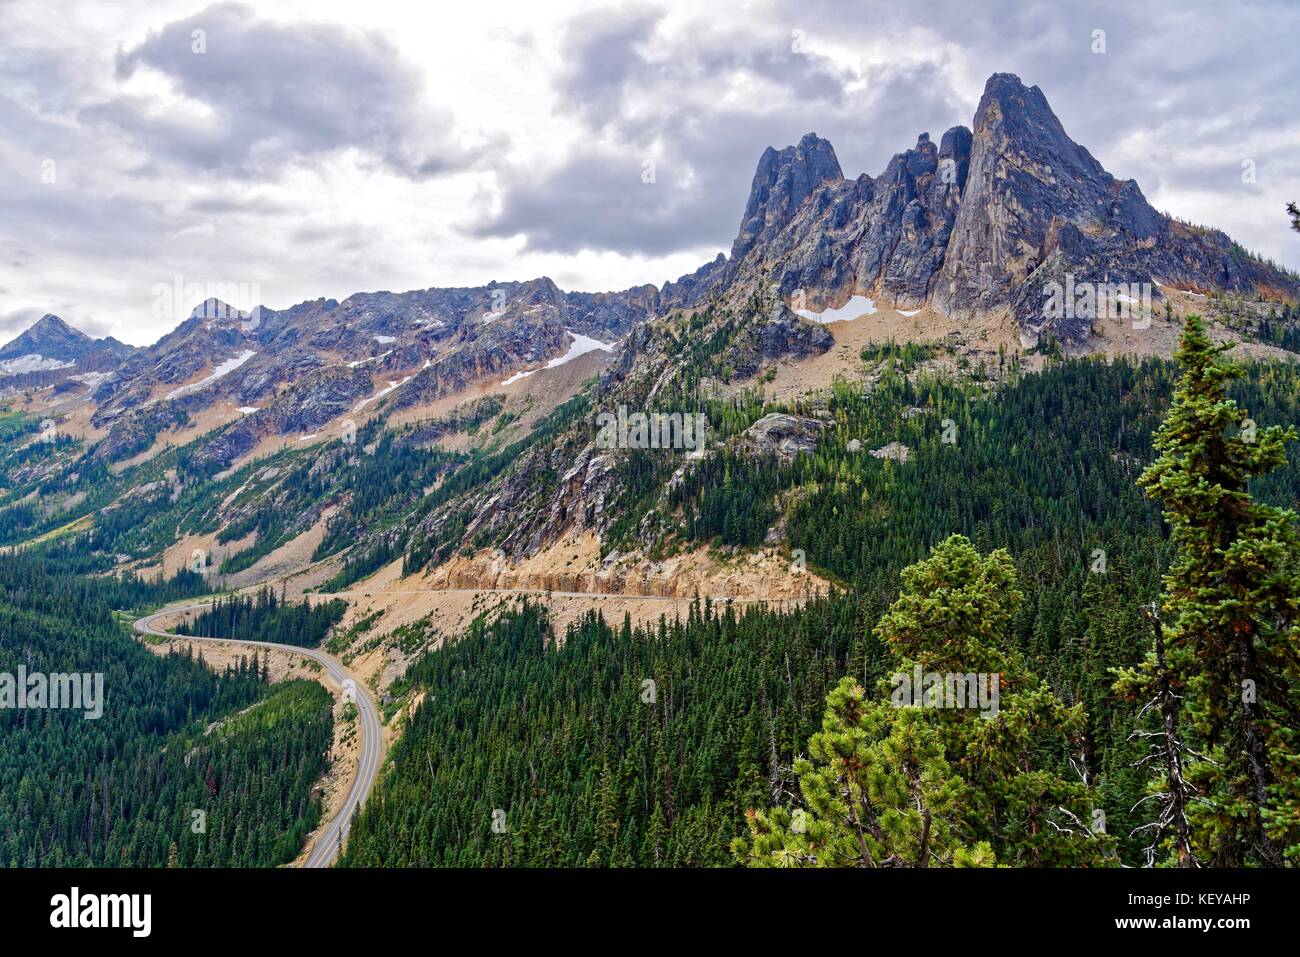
(1135, 314, 1300, 865)
(873, 535, 1113, 866)
(733, 677, 993, 867)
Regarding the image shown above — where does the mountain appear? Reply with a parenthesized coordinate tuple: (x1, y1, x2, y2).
(7, 71, 1299, 541)
(22, 72, 1298, 463)
(665, 73, 1299, 344)
(5, 70, 1300, 877)
(84, 277, 662, 465)
(0, 314, 133, 373)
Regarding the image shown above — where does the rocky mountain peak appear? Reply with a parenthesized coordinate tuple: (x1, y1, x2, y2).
(933, 71, 1268, 341)
(0, 313, 92, 361)
(731, 132, 843, 261)
(190, 298, 248, 320)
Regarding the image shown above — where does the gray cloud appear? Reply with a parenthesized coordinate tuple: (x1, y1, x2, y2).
(100, 2, 489, 178)
(472, 10, 963, 256)
(472, 0, 1300, 267)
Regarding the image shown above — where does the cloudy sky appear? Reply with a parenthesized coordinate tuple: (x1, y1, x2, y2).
(2, 0, 1298, 345)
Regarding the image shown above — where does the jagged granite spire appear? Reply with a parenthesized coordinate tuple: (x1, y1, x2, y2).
(667, 72, 1298, 343)
(731, 133, 843, 261)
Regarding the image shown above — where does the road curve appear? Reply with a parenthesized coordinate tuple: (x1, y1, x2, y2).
(134, 603, 382, 868)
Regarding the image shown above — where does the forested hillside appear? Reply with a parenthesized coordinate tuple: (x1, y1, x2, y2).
(342, 331, 1300, 868)
(0, 556, 334, 866)
(175, 586, 348, 649)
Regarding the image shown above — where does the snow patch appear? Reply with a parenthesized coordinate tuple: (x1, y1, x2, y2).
(352, 376, 412, 413)
(1156, 282, 1205, 298)
(898, 309, 922, 317)
(238, 406, 259, 415)
(374, 335, 396, 344)
(498, 331, 615, 385)
(348, 350, 392, 368)
(544, 331, 615, 368)
(165, 349, 256, 400)
(0, 354, 74, 375)
(796, 296, 878, 324)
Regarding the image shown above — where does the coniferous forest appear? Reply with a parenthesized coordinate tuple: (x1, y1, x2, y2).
(0, 556, 333, 867)
(175, 586, 348, 649)
(343, 320, 1300, 868)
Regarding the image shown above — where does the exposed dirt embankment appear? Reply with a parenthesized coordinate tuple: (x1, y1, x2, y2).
(424, 533, 829, 600)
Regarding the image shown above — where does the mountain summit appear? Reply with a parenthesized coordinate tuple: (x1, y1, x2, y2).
(732, 132, 843, 261)
(668, 72, 1298, 343)
(0, 314, 134, 380)
(0, 314, 92, 362)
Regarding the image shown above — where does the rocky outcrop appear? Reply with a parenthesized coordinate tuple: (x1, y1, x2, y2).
(732, 133, 844, 262)
(933, 74, 1160, 340)
(738, 413, 826, 460)
(870, 441, 911, 462)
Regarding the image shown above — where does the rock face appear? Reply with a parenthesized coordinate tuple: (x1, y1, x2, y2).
(663, 125, 973, 312)
(934, 74, 1170, 340)
(665, 72, 1299, 343)
(870, 441, 911, 463)
(739, 413, 826, 460)
(732, 133, 844, 262)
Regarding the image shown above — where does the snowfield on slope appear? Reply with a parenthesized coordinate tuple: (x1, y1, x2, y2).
(165, 349, 257, 400)
(796, 296, 878, 324)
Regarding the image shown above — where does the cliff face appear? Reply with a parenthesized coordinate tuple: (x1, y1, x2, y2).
(666, 72, 1298, 343)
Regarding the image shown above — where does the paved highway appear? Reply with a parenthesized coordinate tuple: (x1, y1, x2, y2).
(134, 604, 382, 868)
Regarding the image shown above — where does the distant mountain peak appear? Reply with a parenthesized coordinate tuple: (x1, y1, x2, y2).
(0, 313, 92, 361)
(0, 312, 135, 380)
(31, 313, 90, 339)
(190, 298, 248, 321)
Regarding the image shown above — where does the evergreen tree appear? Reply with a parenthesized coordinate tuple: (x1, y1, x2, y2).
(734, 677, 993, 867)
(738, 536, 1113, 867)
(1134, 314, 1300, 865)
(872, 536, 1112, 866)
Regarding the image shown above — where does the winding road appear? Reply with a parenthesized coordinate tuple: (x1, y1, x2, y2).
(130, 585, 798, 866)
(134, 604, 383, 868)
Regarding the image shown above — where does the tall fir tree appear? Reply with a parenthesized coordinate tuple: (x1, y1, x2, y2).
(1134, 314, 1300, 865)
(736, 536, 1113, 867)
